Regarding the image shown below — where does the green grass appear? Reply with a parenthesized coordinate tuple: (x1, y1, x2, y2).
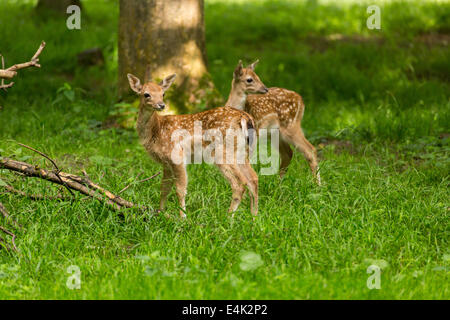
(0, 0, 449, 299)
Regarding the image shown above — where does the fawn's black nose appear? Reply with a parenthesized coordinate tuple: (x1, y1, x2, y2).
(157, 103, 165, 110)
(260, 87, 269, 93)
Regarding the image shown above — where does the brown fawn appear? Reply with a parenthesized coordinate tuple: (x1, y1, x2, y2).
(228, 60, 321, 185)
(127, 61, 268, 218)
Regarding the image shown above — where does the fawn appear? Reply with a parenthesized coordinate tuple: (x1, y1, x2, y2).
(127, 62, 268, 218)
(228, 60, 321, 185)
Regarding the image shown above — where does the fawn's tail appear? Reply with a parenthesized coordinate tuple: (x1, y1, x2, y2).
(240, 113, 257, 156)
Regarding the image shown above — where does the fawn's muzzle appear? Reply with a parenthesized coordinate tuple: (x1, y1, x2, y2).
(259, 87, 269, 94)
(156, 103, 165, 110)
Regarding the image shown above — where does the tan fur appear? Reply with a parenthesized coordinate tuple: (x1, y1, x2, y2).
(246, 88, 320, 184)
(229, 61, 320, 185)
(128, 69, 260, 218)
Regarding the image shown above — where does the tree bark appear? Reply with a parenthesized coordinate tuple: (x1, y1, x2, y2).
(36, 0, 82, 13)
(118, 0, 222, 113)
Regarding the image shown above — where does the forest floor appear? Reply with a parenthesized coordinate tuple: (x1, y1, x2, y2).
(0, 0, 448, 299)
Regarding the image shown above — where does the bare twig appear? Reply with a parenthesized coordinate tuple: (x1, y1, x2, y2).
(0, 157, 120, 210)
(65, 173, 136, 209)
(135, 173, 161, 184)
(0, 82, 14, 91)
(119, 172, 161, 194)
(0, 41, 46, 91)
(17, 143, 59, 171)
(6, 42, 46, 73)
(17, 143, 75, 197)
(119, 173, 143, 194)
(30, 42, 46, 62)
(82, 169, 90, 180)
(0, 225, 17, 251)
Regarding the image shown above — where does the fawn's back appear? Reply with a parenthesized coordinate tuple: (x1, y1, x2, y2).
(246, 87, 305, 130)
(141, 106, 255, 164)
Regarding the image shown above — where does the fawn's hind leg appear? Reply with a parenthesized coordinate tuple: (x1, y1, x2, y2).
(217, 164, 246, 216)
(281, 126, 320, 185)
(279, 140, 293, 179)
(238, 162, 259, 216)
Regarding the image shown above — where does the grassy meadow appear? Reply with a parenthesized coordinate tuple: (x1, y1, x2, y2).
(0, 0, 449, 299)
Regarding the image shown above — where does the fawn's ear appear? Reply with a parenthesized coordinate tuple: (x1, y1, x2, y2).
(247, 59, 259, 71)
(159, 74, 177, 92)
(127, 74, 142, 94)
(234, 60, 244, 79)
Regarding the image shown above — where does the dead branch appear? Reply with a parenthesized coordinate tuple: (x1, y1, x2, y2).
(0, 70, 16, 79)
(0, 226, 17, 251)
(0, 157, 148, 212)
(0, 41, 46, 91)
(64, 172, 135, 209)
(5, 42, 46, 72)
(18, 143, 75, 197)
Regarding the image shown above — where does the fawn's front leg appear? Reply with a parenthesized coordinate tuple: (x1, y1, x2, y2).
(172, 164, 188, 218)
(159, 166, 174, 212)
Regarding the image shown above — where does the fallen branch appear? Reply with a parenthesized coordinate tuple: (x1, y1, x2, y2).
(0, 142, 159, 252)
(0, 157, 149, 212)
(18, 143, 75, 197)
(0, 41, 46, 91)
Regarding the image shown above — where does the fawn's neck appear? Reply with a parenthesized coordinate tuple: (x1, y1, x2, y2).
(137, 101, 160, 143)
(225, 80, 247, 110)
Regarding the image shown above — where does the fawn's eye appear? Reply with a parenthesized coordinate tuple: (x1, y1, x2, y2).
(246, 78, 253, 83)
(144, 93, 151, 98)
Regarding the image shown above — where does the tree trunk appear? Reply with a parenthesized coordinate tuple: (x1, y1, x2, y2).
(36, 0, 82, 14)
(118, 0, 222, 113)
